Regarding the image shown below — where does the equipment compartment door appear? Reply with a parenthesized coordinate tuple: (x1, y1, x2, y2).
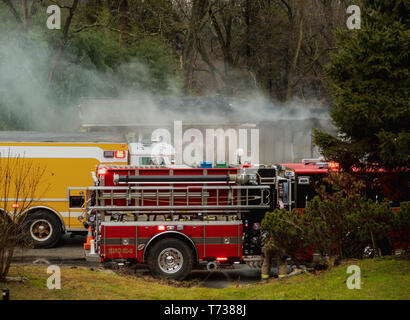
(204, 222, 241, 260)
(119, 225, 137, 259)
(220, 224, 241, 259)
(101, 224, 136, 259)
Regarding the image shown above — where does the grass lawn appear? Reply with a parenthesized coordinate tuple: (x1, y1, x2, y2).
(2, 256, 409, 300)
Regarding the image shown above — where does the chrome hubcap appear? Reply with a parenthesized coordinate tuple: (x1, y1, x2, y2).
(158, 248, 183, 274)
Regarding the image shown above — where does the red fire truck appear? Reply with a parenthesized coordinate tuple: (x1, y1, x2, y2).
(80, 160, 408, 280)
(80, 163, 286, 279)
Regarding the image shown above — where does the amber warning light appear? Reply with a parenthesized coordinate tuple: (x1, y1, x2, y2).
(98, 168, 107, 175)
(103, 150, 126, 159)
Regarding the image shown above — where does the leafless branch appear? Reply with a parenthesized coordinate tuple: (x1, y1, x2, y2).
(0, 152, 48, 281)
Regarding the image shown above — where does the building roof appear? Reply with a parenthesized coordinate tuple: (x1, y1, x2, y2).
(0, 131, 127, 143)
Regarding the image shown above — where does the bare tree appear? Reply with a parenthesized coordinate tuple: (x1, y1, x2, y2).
(0, 153, 47, 282)
(1, 0, 43, 36)
(1, 0, 81, 90)
(248, 0, 345, 102)
(46, 0, 80, 90)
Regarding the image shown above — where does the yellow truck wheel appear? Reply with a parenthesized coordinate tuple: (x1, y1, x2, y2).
(23, 210, 62, 248)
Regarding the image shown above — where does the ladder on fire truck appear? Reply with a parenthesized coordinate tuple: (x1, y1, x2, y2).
(84, 184, 272, 220)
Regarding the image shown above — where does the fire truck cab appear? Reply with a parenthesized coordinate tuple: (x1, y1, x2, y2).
(128, 141, 175, 166)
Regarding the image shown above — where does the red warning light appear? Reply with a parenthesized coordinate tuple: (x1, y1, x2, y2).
(115, 150, 126, 159)
(329, 161, 340, 170)
(216, 257, 228, 262)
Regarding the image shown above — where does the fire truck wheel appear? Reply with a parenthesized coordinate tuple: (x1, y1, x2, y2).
(147, 238, 194, 280)
(24, 211, 62, 248)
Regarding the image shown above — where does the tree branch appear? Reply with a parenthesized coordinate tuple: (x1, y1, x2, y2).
(71, 23, 142, 38)
(2, 0, 25, 32)
(46, 0, 80, 90)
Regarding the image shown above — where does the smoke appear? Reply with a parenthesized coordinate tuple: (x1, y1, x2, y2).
(78, 93, 331, 128)
(0, 9, 333, 166)
(0, 24, 186, 131)
(0, 32, 330, 132)
(77, 92, 333, 164)
(0, 31, 78, 131)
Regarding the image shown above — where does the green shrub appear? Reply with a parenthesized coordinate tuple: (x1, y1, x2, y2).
(390, 202, 410, 249)
(261, 172, 407, 267)
(261, 208, 305, 263)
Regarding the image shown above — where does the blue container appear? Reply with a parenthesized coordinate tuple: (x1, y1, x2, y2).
(200, 161, 213, 168)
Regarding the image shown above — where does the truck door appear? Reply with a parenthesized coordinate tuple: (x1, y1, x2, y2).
(68, 188, 86, 229)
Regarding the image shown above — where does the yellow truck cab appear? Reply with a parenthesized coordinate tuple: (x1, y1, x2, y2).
(0, 131, 128, 248)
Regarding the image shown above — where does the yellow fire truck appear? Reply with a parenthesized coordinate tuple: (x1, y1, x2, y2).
(0, 131, 128, 248)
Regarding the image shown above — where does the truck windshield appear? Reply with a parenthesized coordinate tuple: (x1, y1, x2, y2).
(138, 157, 166, 165)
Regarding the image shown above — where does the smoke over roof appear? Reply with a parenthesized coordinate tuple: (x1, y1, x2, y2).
(78, 95, 331, 127)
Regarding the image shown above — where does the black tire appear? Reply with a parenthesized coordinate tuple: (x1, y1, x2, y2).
(23, 210, 62, 248)
(147, 238, 193, 280)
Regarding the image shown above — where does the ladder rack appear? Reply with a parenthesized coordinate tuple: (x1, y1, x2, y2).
(85, 184, 271, 214)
